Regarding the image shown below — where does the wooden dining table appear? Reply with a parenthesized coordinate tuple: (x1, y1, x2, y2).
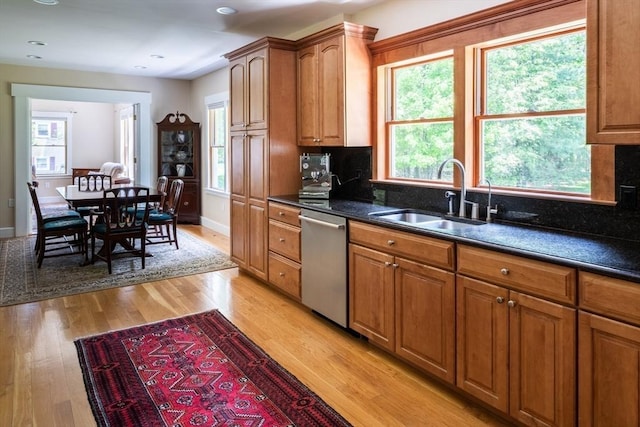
(56, 184, 164, 265)
(56, 184, 163, 209)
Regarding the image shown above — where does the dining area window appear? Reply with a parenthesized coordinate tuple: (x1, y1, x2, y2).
(31, 111, 72, 176)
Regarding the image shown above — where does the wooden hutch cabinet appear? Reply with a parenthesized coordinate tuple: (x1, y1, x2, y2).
(156, 112, 201, 224)
(224, 38, 302, 281)
(296, 22, 377, 147)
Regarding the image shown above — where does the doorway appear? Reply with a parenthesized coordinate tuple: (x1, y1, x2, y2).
(12, 84, 152, 237)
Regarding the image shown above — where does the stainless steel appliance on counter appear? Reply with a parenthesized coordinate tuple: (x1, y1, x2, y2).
(299, 153, 331, 199)
(299, 208, 348, 327)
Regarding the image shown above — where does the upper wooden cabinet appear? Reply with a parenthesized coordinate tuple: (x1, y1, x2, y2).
(296, 23, 378, 147)
(587, 0, 640, 144)
(229, 48, 268, 132)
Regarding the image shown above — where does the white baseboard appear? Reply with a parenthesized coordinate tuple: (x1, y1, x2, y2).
(199, 217, 230, 237)
(0, 227, 16, 239)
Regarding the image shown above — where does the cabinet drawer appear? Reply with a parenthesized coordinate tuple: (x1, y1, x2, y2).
(349, 221, 454, 271)
(268, 252, 301, 300)
(268, 202, 301, 227)
(268, 219, 301, 262)
(458, 245, 576, 304)
(580, 271, 640, 326)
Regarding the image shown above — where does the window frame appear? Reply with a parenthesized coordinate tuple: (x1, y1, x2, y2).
(473, 25, 589, 196)
(205, 92, 229, 194)
(31, 111, 73, 177)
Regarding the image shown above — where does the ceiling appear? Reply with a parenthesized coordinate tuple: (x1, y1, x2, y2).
(0, 0, 391, 80)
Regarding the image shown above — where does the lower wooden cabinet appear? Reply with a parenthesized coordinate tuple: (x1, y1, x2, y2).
(175, 179, 200, 224)
(579, 312, 640, 427)
(267, 202, 301, 300)
(348, 221, 456, 383)
(457, 275, 576, 426)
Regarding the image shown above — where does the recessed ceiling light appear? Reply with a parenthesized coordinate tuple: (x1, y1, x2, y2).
(28, 40, 47, 46)
(134, 65, 147, 70)
(150, 54, 164, 59)
(216, 6, 237, 15)
(27, 55, 42, 59)
(33, 0, 59, 5)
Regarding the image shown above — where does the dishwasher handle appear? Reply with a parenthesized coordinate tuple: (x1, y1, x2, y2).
(299, 215, 345, 230)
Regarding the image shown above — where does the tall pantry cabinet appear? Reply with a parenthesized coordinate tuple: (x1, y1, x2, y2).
(225, 38, 301, 281)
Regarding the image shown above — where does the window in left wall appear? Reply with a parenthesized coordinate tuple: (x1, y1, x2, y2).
(207, 100, 228, 192)
(31, 111, 73, 176)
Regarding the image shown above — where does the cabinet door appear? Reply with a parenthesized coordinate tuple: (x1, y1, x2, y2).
(349, 243, 395, 351)
(509, 291, 576, 427)
(579, 311, 640, 427)
(395, 257, 455, 383)
(317, 36, 344, 146)
(176, 180, 200, 224)
(247, 131, 267, 202)
(229, 57, 247, 132)
(246, 48, 268, 130)
(230, 197, 246, 268)
(230, 133, 245, 197)
(247, 202, 267, 281)
(456, 275, 509, 413)
(587, 0, 640, 144)
(297, 44, 319, 145)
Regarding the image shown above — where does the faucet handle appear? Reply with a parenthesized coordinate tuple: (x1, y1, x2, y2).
(487, 204, 498, 222)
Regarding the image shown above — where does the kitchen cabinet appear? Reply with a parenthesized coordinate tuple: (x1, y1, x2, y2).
(225, 38, 302, 281)
(457, 245, 576, 427)
(267, 202, 301, 300)
(156, 112, 201, 224)
(578, 271, 640, 426)
(349, 221, 456, 382)
(296, 22, 377, 147)
(587, 0, 640, 144)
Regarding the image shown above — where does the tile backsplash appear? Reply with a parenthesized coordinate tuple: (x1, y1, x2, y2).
(325, 146, 640, 241)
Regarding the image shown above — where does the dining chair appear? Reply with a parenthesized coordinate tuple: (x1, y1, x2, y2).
(146, 179, 184, 248)
(27, 182, 89, 268)
(90, 186, 150, 274)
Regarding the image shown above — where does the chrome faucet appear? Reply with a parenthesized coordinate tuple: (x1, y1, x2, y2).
(483, 178, 498, 222)
(437, 158, 467, 218)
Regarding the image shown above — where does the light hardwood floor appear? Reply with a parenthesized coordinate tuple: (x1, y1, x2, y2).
(0, 225, 510, 427)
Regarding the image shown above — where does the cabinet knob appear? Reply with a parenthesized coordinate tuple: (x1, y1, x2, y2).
(392, 263, 399, 269)
(184, 201, 189, 206)
(496, 297, 504, 304)
(387, 240, 395, 246)
(384, 261, 392, 267)
(507, 300, 517, 308)
(500, 268, 509, 275)
(279, 272, 285, 277)
(278, 211, 285, 216)
(279, 238, 285, 242)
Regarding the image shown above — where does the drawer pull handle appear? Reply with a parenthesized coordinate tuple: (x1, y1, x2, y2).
(278, 211, 285, 216)
(279, 238, 285, 242)
(279, 272, 285, 277)
(500, 268, 509, 275)
(496, 297, 504, 304)
(507, 300, 517, 308)
(387, 240, 396, 246)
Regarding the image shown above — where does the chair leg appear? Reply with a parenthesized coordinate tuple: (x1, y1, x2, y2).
(172, 220, 179, 249)
(141, 237, 146, 270)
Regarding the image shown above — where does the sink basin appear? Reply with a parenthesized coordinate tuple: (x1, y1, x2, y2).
(419, 219, 480, 231)
(373, 211, 442, 224)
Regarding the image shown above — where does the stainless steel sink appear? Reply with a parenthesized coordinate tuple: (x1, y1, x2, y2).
(370, 209, 485, 231)
(372, 211, 441, 224)
(419, 219, 480, 231)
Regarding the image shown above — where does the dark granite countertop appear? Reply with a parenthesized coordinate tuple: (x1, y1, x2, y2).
(269, 195, 640, 283)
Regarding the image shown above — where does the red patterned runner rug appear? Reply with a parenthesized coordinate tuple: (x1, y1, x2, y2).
(75, 310, 351, 427)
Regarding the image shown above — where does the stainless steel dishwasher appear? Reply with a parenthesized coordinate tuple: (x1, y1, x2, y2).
(299, 208, 348, 327)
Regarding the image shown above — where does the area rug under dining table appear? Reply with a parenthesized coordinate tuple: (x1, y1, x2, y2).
(74, 309, 351, 427)
(0, 230, 236, 306)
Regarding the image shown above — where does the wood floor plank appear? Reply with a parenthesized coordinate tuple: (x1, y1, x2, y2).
(0, 225, 510, 426)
